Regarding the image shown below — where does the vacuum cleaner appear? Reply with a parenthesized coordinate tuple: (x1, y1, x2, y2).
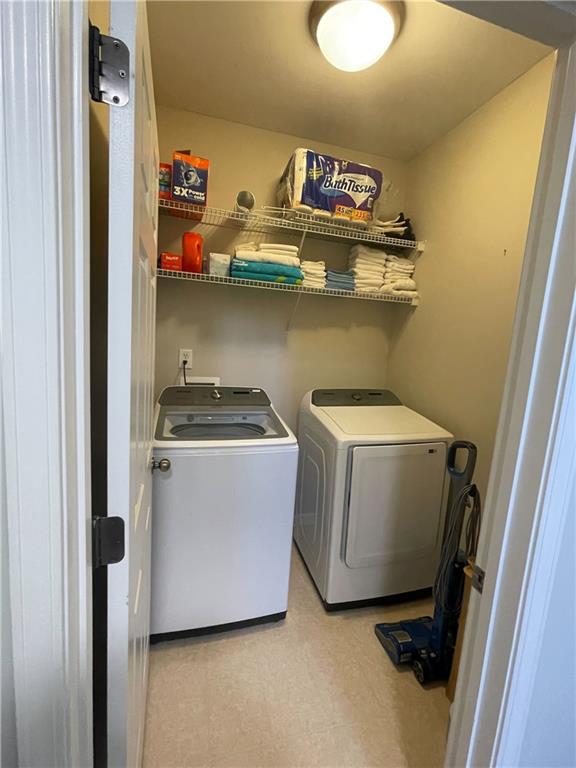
(374, 440, 482, 685)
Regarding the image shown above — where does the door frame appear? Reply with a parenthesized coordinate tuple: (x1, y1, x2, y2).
(0, 2, 574, 767)
(0, 1, 92, 766)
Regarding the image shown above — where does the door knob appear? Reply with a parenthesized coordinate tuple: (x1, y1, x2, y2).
(152, 457, 171, 472)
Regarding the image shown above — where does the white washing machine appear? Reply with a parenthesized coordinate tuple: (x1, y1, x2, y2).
(151, 385, 298, 639)
(294, 389, 453, 609)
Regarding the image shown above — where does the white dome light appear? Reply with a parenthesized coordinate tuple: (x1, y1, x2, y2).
(315, 0, 396, 73)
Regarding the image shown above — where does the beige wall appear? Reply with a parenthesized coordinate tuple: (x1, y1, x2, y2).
(387, 56, 554, 498)
(155, 108, 403, 427)
(155, 57, 552, 466)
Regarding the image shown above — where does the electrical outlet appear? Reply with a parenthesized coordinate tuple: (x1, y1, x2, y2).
(178, 348, 193, 368)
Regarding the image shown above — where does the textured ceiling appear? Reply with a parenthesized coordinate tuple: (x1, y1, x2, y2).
(147, 0, 549, 160)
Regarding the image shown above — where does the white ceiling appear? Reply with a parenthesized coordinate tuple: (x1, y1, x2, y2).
(147, 0, 549, 161)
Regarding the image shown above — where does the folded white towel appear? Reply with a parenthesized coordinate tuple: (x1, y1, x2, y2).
(303, 279, 326, 288)
(385, 265, 413, 273)
(234, 250, 301, 268)
(386, 255, 413, 266)
(235, 242, 258, 253)
(385, 271, 414, 281)
(351, 252, 387, 263)
(351, 245, 387, 257)
(352, 265, 385, 276)
(259, 243, 299, 254)
(383, 277, 417, 291)
(385, 261, 413, 269)
(301, 260, 326, 269)
(356, 285, 381, 293)
(356, 279, 383, 289)
(380, 287, 419, 298)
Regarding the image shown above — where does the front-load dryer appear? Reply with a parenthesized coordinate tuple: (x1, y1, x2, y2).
(151, 385, 298, 639)
(294, 389, 452, 609)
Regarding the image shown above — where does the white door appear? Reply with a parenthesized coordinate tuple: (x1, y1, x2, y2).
(345, 443, 446, 568)
(107, 2, 158, 766)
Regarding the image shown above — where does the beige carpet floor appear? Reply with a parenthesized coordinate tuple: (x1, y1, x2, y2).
(144, 548, 449, 768)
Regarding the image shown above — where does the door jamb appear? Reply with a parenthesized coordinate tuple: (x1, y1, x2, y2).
(0, 1, 92, 765)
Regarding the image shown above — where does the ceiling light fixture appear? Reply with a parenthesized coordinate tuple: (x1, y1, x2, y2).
(309, 0, 401, 73)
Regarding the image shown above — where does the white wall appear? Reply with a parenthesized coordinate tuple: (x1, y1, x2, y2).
(155, 108, 404, 427)
(387, 56, 554, 498)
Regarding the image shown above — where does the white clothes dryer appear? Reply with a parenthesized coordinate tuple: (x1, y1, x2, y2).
(294, 389, 452, 609)
(151, 386, 298, 639)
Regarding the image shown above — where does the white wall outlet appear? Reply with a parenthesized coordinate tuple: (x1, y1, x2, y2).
(178, 348, 193, 368)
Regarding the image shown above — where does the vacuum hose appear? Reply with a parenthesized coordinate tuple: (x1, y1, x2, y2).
(433, 443, 482, 618)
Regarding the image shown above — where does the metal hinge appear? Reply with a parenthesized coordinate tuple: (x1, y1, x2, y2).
(89, 22, 130, 106)
(471, 563, 485, 594)
(93, 517, 125, 568)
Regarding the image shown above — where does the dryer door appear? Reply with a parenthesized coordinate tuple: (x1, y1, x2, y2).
(345, 442, 446, 569)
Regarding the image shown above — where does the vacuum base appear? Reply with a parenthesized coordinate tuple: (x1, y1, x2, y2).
(374, 616, 433, 665)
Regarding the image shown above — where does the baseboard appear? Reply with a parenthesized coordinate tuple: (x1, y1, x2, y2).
(150, 611, 287, 644)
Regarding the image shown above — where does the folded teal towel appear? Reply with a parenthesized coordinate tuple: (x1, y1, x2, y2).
(231, 269, 302, 285)
(232, 259, 303, 280)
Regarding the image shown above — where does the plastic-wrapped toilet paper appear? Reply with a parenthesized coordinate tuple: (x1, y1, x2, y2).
(277, 148, 385, 223)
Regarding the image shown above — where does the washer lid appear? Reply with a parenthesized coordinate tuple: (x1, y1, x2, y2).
(319, 404, 452, 440)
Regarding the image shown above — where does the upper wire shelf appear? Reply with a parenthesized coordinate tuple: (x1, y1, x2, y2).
(158, 199, 424, 252)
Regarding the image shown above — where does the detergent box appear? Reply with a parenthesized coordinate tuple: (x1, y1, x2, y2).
(278, 148, 384, 222)
(171, 151, 209, 206)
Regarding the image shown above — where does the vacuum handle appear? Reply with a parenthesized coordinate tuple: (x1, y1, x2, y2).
(447, 441, 477, 485)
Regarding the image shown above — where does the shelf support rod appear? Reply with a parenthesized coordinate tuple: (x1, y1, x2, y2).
(286, 291, 303, 332)
(298, 228, 308, 261)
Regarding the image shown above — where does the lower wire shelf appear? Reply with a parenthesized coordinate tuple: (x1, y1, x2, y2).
(157, 269, 419, 305)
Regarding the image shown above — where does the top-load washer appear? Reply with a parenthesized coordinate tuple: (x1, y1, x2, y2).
(294, 389, 453, 609)
(151, 385, 298, 639)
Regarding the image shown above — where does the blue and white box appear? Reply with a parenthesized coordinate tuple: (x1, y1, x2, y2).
(278, 148, 384, 222)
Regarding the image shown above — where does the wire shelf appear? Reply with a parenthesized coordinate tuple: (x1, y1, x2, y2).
(158, 199, 424, 252)
(157, 269, 419, 306)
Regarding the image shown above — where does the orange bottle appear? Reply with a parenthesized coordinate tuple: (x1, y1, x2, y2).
(182, 232, 203, 273)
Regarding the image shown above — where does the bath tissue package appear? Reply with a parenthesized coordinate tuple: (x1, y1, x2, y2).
(278, 148, 384, 222)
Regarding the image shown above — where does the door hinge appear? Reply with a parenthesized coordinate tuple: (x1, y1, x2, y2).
(89, 22, 130, 106)
(93, 516, 125, 567)
(471, 563, 485, 594)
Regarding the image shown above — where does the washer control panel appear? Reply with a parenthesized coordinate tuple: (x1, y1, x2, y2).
(159, 386, 271, 407)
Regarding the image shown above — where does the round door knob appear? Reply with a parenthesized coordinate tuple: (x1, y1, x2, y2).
(211, 389, 222, 400)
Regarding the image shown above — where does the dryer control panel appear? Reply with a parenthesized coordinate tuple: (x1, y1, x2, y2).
(312, 389, 402, 407)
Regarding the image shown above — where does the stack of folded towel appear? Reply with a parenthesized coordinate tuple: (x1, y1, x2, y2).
(231, 242, 303, 285)
(349, 245, 387, 293)
(380, 255, 418, 297)
(301, 260, 326, 289)
(326, 269, 355, 292)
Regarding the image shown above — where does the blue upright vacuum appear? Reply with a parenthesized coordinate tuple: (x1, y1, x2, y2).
(375, 441, 482, 685)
